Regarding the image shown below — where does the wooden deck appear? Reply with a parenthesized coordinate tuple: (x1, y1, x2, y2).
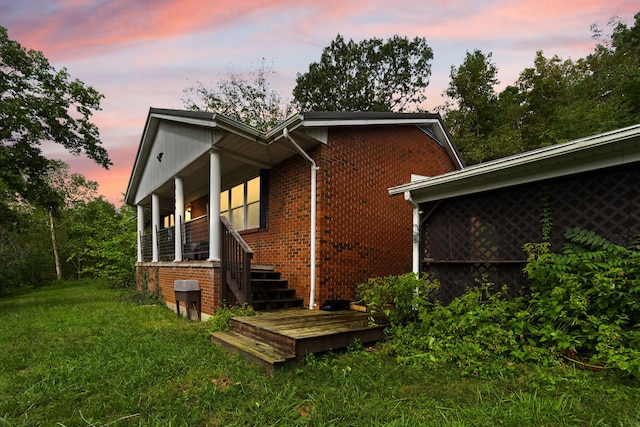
(211, 308, 388, 369)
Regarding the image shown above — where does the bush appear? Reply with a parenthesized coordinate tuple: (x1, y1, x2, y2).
(375, 229, 640, 379)
(355, 272, 439, 326)
(522, 228, 640, 376)
(206, 304, 257, 332)
(387, 279, 549, 377)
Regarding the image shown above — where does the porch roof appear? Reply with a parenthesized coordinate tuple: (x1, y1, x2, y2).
(125, 109, 462, 207)
(389, 124, 640, 204)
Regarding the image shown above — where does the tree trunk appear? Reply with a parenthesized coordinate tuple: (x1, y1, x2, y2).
(49, 210, 62, 280)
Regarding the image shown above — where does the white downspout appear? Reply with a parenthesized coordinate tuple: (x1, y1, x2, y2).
(283, 128, 318, 310)
(404, 191, 421, 274)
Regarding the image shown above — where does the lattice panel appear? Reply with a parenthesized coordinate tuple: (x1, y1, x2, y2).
(549, 167, 640, 248)
(422, 163, 640, 302)
(424, 185, 542, 262)
(425, 263, 528, 304)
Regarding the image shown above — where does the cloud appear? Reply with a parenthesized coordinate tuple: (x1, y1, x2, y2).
(5, 0, 309, 60)
(4, 0, 638, 205)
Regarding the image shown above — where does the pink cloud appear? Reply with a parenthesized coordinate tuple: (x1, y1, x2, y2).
(7, 0, 310, 61)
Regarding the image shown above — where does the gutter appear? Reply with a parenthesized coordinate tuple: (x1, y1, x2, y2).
(283, 128, 318, 310)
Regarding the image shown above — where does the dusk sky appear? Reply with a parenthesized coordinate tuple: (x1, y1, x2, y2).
(2, 0, 638, 205)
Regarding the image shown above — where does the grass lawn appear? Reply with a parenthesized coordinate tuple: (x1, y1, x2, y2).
(0, 280, 639, 426)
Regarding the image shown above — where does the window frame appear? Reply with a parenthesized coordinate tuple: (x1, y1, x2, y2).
(220, 173, 265, 231)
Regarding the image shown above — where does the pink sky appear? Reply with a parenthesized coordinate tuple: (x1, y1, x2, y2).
(2, 0, 638, 206)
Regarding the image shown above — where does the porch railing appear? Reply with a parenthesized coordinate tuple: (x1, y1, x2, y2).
(182, 216, 209, 260)
(220, 216, 254, 305)
(157, 226, 174, 261)
(139, 215, 255, 304)
(140, 233, 153, 262)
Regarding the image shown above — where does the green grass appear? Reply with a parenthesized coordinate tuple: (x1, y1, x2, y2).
(0, 280, 639, 426)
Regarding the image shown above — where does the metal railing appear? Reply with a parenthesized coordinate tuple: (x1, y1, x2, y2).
(220, 216, 253, 304)
(139, 216, 254, 305)
(140, 233, 153, 261)
(182, 216, 209, 260)
(157, 227, 174, 261)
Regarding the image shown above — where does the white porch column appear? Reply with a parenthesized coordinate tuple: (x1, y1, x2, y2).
(174, 176, 184, 262)
(208, 151, 221, 261)
(152, 193, 160, 262)
(136, 205, 144, 262)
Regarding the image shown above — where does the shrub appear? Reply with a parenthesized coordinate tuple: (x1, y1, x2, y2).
(355, 273, 439, 326)
(522, 228, 640, 376)
(387, 279, 549, 377)
(377, 229, 640, 379)
(206, 304, 257, 332)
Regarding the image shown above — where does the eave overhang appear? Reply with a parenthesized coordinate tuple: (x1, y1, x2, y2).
(389, 124, 640, 204)
(125, 109, 464, 206)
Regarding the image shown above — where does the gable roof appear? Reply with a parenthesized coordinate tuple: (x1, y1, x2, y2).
(125, 109, 463, 206)
(389, 124, 640, 204)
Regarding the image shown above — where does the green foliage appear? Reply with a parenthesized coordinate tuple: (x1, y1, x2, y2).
(441, 50, 505, 164)
(523, 228, 640, 376)
(1, 280, 639, 425)
(293, 34, 433, 112)
(65, 198, 136, 287)
(206, 303, 257, 332)
(0, 204, 55, 292)
(356, 272, 439, 326)
(0, 26, 110, 206)
(387, 279, 546, 377)
(442, 12, 640, 165)
(379, 229, 640, 379)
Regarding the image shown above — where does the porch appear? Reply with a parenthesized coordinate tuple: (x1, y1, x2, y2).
(140, 215, 211, 262)
(211, 308, 389, 369)
(138, 214, 305, 311)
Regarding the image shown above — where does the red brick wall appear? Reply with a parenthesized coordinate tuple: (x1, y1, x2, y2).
(243, 153, 314, 303)
(136, 263, 221, 315)
(243, 125, 457, 307)
(189, 197, 208, 218)
(314, 125, 456, 303)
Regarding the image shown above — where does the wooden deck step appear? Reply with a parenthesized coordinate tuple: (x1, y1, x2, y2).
(225, 309, 389, 363)
(211, 330, 295, 369)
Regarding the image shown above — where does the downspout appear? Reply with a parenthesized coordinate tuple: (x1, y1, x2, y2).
(283, 128, 318, 310)
(404, 192, 421, 274)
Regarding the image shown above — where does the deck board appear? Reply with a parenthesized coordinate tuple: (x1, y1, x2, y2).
(214, 308, 389, 368)
(234, 309, 385, 339)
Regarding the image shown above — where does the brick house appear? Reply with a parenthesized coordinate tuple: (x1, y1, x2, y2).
(125, 109, 463, 317)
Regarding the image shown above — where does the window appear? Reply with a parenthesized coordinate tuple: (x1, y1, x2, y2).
(221, 176, 261, 231)
(162, 214, 174, 228)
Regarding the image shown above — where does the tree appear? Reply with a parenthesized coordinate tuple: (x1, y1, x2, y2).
(42, 161, 98, 280)
(0, 26, 111, 206)
(65, 197, 136, 286)
(441, 11, 640, 165)
(182, 59, 293, 131)
(293, 34, 434, 112)
(442, 50, 506, 163)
